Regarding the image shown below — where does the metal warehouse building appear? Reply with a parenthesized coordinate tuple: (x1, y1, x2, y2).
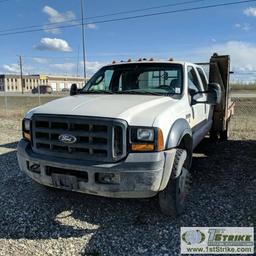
(0, 74, 85, 92)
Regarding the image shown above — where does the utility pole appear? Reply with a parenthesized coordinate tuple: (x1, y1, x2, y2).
(19, 55, 24, 94)
(76, 44, 80, 77)
(80, 0, 87, 81)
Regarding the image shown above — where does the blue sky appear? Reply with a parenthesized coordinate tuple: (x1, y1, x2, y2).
(0, 0, 256, 81)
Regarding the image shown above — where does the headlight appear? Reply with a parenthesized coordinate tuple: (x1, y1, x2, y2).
(23, 119, 31, 131)
(22, 118, 31, 141)
(137, 128, 154, 142)
(130, 127, 164, 152)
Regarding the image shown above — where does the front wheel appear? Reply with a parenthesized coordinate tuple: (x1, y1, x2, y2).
(159, 149, 192, 216)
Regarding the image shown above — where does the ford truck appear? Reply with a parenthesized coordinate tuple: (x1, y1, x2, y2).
(17, 54, 234, 216)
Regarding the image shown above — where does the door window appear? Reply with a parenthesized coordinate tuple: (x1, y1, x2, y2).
(88, 70, 114, 91)
(187, 66, 201, 94)
(197, 68, 208, 90)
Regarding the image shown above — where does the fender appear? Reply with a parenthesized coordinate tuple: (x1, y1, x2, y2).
(165, 118, 192, 149)
(159, 119, 192, 191)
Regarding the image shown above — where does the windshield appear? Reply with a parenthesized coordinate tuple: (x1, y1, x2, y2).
(81, 63, 183, 96)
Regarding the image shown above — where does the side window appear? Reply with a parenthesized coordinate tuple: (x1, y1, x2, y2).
(187, 66, 201, 93)
(197, 68, 208, 90)
(88, 70, 114, 91)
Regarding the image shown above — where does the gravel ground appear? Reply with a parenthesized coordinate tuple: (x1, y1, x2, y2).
(0, 112, 255, 256)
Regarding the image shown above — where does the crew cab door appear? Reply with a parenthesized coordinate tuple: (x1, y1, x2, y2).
(187, 66, 208, 146)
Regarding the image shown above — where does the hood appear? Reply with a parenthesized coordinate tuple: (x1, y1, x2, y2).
(28, 94, 178, 126)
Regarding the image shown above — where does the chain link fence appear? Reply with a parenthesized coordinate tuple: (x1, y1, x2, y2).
(0, 92, 67, 118)
(0, 92, 255, 140)
(229, 97, 256, 140)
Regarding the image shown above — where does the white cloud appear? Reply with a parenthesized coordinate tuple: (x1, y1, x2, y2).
(51, 63, 76, 71)
(43, 5, 75, 34)
(195, 41, 256, 82)
(80, 61, 105, 75)
(32, 57, 48, 64)
(86, 23, 97, 29)
(2, 64, 35, 74)
(2, 64, 19, 73)
(35, 38, 72, 52)
(43, 6, 75, 23)
(198, 41, 256, 71)
(235, 23, 251, 31)
(49, 61, 105, 75)
(43, 26, 61, 35)
(244, 7, 256, 17)
(42, 6, 97, 34)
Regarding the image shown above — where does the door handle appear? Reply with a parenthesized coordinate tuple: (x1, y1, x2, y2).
(186, 114, 191, 119)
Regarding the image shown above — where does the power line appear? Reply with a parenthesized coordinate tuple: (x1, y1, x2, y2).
(0, 0, 255, 37)
(0, 0, 207, 33)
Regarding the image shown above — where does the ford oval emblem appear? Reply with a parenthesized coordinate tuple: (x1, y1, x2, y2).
(58, 134, 77, 144)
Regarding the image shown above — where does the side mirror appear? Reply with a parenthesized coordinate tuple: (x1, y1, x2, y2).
(191, 83, 221, 105)
(70, 83, 78, 96)
(207, 83, 221, 105)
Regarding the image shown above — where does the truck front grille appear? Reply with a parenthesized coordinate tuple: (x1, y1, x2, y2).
(31, 114, 127, 162)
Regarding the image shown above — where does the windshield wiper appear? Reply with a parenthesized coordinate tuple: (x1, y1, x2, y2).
(81, 90, 114, 94)
(116, 90, 163, 96)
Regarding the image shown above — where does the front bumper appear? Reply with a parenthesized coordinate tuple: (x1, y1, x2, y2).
(17, 140, 176, 198)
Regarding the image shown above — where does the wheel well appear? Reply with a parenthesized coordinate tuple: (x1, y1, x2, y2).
(179, 134, 193, 169)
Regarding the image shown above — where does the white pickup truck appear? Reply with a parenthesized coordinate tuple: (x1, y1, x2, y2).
(17, 54, 233, 216)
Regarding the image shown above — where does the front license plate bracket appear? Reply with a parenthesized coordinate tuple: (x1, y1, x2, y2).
(52, 173, 78, 190)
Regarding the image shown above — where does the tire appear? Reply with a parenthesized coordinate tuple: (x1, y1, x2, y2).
(209, 130, 218, 141)
(159, 149, 192, 216)
(220, 122, 229, 141)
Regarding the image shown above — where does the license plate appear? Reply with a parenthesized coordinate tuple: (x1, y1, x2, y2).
(52, 173, 78, 190)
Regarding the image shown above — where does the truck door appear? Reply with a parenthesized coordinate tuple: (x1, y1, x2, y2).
(196, 67, 211, 119)
(187, 66, 207, 137)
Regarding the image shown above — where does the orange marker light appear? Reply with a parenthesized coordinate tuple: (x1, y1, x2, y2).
(157, 128, 164, 151)
(23, 132, 31, 141)
(131, 143, 154, 152)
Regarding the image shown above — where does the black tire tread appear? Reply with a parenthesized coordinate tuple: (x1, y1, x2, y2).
(159, 149, 191, 217)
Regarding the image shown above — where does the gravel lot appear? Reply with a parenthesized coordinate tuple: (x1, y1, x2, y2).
(0, 100, 255, 256)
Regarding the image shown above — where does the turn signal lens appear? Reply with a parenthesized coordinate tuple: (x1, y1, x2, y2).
(131, 143, 154, 152)
(22, 118, 31, 142)
(130, 127, 165, 152)
(157, 128, 164, 151)
(23, 132, 31, 141)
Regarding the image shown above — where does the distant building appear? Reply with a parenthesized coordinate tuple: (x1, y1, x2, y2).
(0, 74, 86, 92)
